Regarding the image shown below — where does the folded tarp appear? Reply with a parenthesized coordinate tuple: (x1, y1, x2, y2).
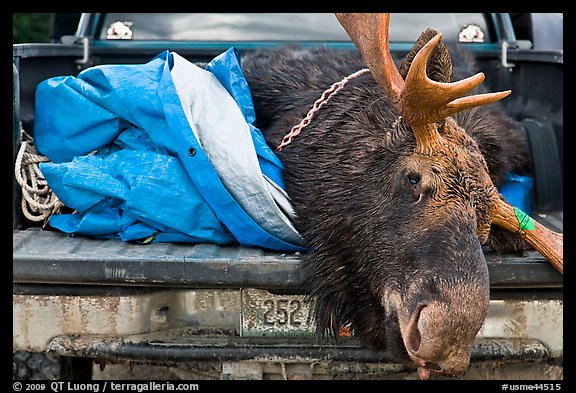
(34, 47, 306, 252)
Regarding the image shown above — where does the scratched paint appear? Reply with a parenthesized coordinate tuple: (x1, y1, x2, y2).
(14, 291, 563, 359)
(477, 299, 563, 358)
(13, 289, 242, 353)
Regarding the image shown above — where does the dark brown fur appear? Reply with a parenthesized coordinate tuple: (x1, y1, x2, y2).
(241, 37, 531, 375)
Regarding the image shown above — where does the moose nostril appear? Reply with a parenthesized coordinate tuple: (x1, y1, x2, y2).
(407, 323, 421, 353)
(425, 361, 442, 371)
(406, 304, 426, 353)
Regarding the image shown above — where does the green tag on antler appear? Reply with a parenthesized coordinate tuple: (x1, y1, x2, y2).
(514, 207, 535, 231)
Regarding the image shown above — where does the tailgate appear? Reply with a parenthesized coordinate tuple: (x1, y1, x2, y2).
(13, 226, 562, 289)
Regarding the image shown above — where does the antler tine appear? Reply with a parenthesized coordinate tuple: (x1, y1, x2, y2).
(335, 13, 404, 100)
(492, 197, 563, 274)
(401, 32, 512, 126)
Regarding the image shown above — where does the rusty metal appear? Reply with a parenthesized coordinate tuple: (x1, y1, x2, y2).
(13, 289, 241, 352)
(14, 288, 562, 368)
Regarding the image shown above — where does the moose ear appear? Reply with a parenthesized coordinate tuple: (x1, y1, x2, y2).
(399, 28, 453, 83)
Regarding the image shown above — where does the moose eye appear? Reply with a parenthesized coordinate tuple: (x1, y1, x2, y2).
(407, 172, 421, 187)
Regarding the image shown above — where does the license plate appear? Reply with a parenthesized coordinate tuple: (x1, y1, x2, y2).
(241, 289, 317, 337)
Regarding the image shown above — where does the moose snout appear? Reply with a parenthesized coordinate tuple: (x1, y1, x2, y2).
(400, 294, 488, 380)
(401, 304, 464, 378)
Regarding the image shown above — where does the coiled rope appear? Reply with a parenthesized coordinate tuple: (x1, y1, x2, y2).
(14, 129, 62, 224)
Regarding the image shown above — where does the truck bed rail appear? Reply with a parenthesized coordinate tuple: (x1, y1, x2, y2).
(13, 228, 563, 290)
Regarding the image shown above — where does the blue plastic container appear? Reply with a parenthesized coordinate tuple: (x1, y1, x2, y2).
(498, 173, 534, 215)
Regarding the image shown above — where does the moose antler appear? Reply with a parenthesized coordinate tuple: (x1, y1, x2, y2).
(335, 13, 404, 99)
(335, 13, 563, 274)
(335, 13, 511, 154)
(492, 198, 563, 274)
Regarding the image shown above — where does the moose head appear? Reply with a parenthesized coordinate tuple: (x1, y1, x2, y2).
(333, 13, 562, 272)
(328, 13, 564, 378)
(256, 13, 563, 379)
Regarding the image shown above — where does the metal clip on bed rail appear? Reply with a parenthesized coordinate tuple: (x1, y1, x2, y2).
(76, 37, 90, 66)
(501, 40, 515, 71)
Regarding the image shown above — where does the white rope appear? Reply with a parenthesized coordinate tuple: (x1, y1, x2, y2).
(14, 129, 62, 224)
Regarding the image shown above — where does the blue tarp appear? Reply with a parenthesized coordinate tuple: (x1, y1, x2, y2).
(34, 48, 306, 252)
